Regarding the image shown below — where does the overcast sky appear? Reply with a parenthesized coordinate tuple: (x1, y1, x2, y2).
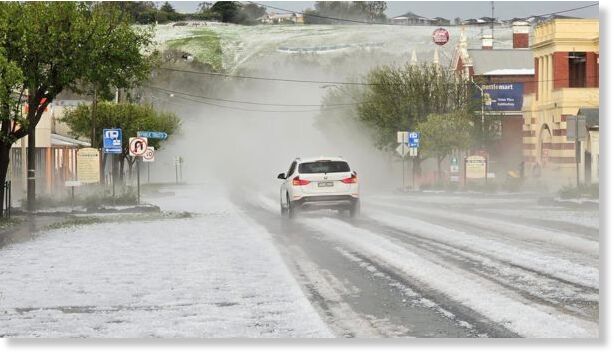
(168, 1, 599, 19)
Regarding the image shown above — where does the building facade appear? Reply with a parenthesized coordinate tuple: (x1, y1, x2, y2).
(452, 22, 534, 176)
(521, 19, 599, 185)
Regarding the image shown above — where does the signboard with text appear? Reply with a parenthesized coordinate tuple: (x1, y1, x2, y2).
(480, 83, 524, 111)
(76, 148, 100, 184)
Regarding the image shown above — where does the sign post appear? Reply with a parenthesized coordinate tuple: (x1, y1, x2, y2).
(566, 115, 586, 188)
(129, 137, 148, 205)
(103, 128, 123, 202)
(408, 132, 420, 190)
(142, 147, 155, 184)
(396, 131, 409, 190)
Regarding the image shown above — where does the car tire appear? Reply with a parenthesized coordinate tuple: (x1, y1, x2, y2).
(349, 200, 360, 218)
(287, 194, 296, 219)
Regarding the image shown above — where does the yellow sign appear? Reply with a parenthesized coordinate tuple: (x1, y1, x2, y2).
(77, 148, 100, 184)
(465, 155, 487, 179)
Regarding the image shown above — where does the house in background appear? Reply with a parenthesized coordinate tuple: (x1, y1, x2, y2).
(391, 12, 433, 25)
(521, 18, 599, 185)
(451, 21, 534, 176)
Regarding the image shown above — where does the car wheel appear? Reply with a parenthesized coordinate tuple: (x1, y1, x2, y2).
(287, 194, 296, 219)
(349, 200, 360, 218)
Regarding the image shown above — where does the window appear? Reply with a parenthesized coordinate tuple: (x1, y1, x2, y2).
(298, 161, 350, 174)
(569, 52, 587, 88)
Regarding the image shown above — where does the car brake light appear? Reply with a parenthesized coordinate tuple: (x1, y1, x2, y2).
(341, 173, 357, 184)
(292, 176, 310, 186)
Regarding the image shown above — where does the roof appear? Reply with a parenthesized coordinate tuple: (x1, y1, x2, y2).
(577, 107, 599, 127)
(297, 156, 347, 163)
(467, 49, 534, 75)
(482, 68, 535, 76)
(393, 11, 429, 20)
(51, 133, 91, 147)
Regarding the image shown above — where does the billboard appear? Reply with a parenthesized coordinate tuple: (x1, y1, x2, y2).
(480, 83, 524, 111)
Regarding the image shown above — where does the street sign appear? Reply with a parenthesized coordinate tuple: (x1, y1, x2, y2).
(64, 180, 82, 187)
(396, 143, 409, 157)
(409, 147, 418, 157)
(129, 137, 148, 157)
(137, 131, 168, 140)
(397, 131, 409, 144)
(465, 155, 487, 180)
(102, 128, 122, 154)
(408, 132, 420, 148)
(142, 147, 155, 162)
(432, 28, 450, 46)
(566, 116, 587, 141)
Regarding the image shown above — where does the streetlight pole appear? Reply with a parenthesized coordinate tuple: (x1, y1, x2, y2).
(471, 77, 485, 148)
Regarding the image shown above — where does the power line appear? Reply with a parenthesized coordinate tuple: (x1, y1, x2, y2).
(156, 67, 373, 86)
(146, 85, 356, 107)
(156, 66, 599, 87)
(151, 90, 349, 113)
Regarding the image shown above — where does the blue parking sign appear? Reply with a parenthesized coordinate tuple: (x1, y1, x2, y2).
(408, 132, 420, 148)
(103, 128, 122, 154)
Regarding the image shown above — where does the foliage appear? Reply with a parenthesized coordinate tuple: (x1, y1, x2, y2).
(415, 111, 472, 180)
(60, 102, 181, 155)
(0, 1, 155, 214)
(355, 63, 476, 151)
(415, 112, 472, 164)
(305, 1, 387, 24)
(199, 1, 266, 25)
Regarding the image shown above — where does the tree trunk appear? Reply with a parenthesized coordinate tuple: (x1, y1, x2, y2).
(437, 156, 443, 184)
(119, 156, 125, 183)
(0, 143, 10, 217)
(26, 128, 36, 212)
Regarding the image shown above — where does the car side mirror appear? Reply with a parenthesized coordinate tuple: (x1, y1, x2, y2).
(277, 173, 286, 180)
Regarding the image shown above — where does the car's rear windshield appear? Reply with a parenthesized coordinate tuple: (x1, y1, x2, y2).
(298, 161, 350, 174)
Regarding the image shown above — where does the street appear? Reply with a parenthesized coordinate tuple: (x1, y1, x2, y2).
(0, 184, 598, 338)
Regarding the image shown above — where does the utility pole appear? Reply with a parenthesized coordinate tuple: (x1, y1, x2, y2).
(575, 116, 580, 188)
(471, 77, 486, 148)
(491, 1, 495, 40)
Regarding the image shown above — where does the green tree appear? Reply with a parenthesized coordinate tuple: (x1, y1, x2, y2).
(415, 112, 472, 181)
(0, 2, 154, 211)
(61, 102, 180, 181)
(160, 2, 176, 13)
(0, 47, 23, 217)
(209, 1, 241, 23)
(356, 63, 475, 151)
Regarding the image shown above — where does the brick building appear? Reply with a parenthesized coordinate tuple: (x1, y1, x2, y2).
(451, 21, 533, 175)
(521, 19, 599, 185)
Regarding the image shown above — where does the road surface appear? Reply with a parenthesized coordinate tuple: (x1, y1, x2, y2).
(0, 184, 599, 338)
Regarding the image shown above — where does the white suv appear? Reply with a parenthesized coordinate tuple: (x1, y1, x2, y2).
(277, 157, 360, 218)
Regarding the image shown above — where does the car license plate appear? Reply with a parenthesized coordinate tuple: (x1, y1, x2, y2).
(318, 181, 334, 187)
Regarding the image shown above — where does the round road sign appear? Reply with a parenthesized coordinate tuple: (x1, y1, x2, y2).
(432, 28, 450, 46)
(143, 147, 155, 162)
(129, 137, 148, 157)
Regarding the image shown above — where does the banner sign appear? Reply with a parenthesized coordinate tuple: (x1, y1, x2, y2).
(480, 83, 524, 111)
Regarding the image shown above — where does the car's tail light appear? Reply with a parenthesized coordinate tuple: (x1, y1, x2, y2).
(292, 176, 310, 186)
(341, 173, 357, 184)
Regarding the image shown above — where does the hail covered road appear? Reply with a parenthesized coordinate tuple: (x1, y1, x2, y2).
(0, 184, 598, 338)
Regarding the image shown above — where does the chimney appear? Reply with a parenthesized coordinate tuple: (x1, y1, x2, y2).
(512, 20, 530, 48)
(481, 33, 493, 50)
